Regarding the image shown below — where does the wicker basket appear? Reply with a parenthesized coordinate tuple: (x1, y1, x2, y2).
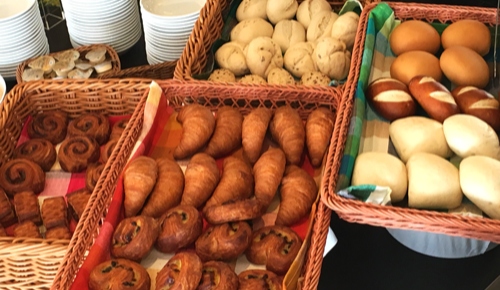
(51, 79, 348, 290)
(98, 60, 177, 80)
(15, 44, 121, 84)
(321, 2, 500, 243)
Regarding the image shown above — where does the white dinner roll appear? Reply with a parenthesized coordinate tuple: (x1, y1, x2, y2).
(296, 0, 332, 29)
(460, 156, 500, 219)
(389, 116, 453, 163)
(272, 19, 306, 53)
(352, 152, 408, 203)
(331, 11, 360, 51)
(215, 41, 249, 76)
(307, 11, 339, 42)
(266, 0, 298, 24)
(284, 41, 317, 78)
(313, 37, 351, 80)
(443, 114, 500, 160)
(406, 152, 463, 209)
(244, 36, 284, 78)
(236, 0, 268, 21)
(230, 18, 274, 45)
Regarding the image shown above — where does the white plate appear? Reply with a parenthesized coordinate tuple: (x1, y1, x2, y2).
(143, 22, 195, 36)
(61, 0, 135, 14)
(63, 1, 138, 23)
(67, 16, 140, 39)
(140, 10, 199, 26)
(69, 23, 141, 45)
(0, 33, 47, 64)
(0, 0, 35, 22)
(140, 0, 205, 18)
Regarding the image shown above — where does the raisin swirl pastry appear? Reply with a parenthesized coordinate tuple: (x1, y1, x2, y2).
(100, 138, 119, 164)
(111, 215, 159, 262)
(67, 113, 110, 145)
(156, 205, 203, 253)
(195, 221, 252, 262)
(110, 117, 130, 140)
(155, 251, 203, 290)
(197, 261, 239, 290)
(27, 111, 68, 145)
(14, 139, 56, 171)
(86, 163, 105, 192)
(58, 135, 100, 173)
(89, 259, 151, 290)
(0, 158, 45, 196)
(238, 270, 282, 290)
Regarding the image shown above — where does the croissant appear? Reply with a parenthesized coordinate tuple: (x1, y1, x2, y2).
(174, 104, 216, 160)
(203, 197, 264, 225)
(270, 106, 305, 165)
(123, 156, 158, 217)
(242, 108, 273, 164)
(253, 147, 286, 207)
(306, 107, 335, 167)
(181, 153, 220, 209)
(204, 107, 244, 159)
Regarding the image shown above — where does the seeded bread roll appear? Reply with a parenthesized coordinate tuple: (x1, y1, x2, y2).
(208, 68, 237, 83)
(244, 36, 284, 78)
(238, 74, 267, 84)
(301, 71, 330, 86)
(267, 67, 295, 85)
(307, 11, 339, 42)
(313, 37, 351, 80)
(296, 0, 332, 29)
(272, 19, 306, 53)
(284, 41, 318, 78)
(215, 41, 249, 76)
(266, 0, 298, 24)
(236, 0, 268, 21)
(230, 18, 274, 45)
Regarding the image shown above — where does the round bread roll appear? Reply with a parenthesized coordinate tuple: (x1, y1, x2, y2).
(406, 152, 463, 210)
(389, 20, 441, 55)
(272, 20, 306, 53)
(284, 41, 317, 78)
(296, 0, 332, 29)
(215, 41, 249, 76)
(266, 0, 298, 24)
(352, 152, 408, 203)
(236, 0, 268, 21)
(442, 114, 500, 160)
(390, 50, 442, 85)
(267, 67, 295, 85)
(441, 19, 491, 56)
(389, 116, 453, 163)
(307, 11, 339, 42)
(244, 36, 284, 78)
(208, 68, 236, 82)
(230, 18, 274, 45)
(300, 71, 330, 86)
(460, 156, 500, 219)
(440, 46, 489, 89)
(313, 37, 351, 80)
(238, 74, 267, 84)
(330, 11, 360, 51)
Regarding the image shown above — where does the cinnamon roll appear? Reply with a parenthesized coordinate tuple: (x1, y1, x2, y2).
(14, 139, 56, 171)
(27, 111, 68, 145)
(68, 113, 110, 145)
(111, 215, 159, 262)
(66, 188, 91, 221)
(0, 158, 45, 196)
(58, 135, 100, 173)
(110, 117, 130, 140)
(86, 163, 105, 192)
(155, 251, 203, 290)
(89, 259, 151, 290)
(197, 261, 239, 290)
(238, 269, 282, 290)
(100, 138, 119, 164)
(156, 205, 203, 253)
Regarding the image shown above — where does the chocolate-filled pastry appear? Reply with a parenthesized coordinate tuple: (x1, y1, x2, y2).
(14, 221, 41, 238)
(27, 111, 68, 145)
(86, 163, 105, 192)
(89, 259, 151, 290)
(111, 215, 159, 262)
(0, 158, 45, 196)
(13, 191, 42, 225)
(155, 251, 203, 290)
(100, 138, 119, 164)
(238, 269, 282, 290)
(67, 113, 110, 145)
(195, 221, 252, 262)
(203, 198, 264, 225)
(197, 261, 239, 290)
(156, 205, 203, 253)
(123, 156, 158, 218)
(41, 196, 67, 229)
(246, 226, 302, 275)
(110, 117, 130, 140)
(181, 153, 220, 209)
(14, 139, 56, 171)
(0, 189, 13, 221)
(66, 188, 92, 221)
(0, 224, 6, 236)
(45, 226, 72, 240)
(58, 135, 100, 173)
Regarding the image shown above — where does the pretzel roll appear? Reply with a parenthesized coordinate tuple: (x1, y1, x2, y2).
(58, 135, 100, 173)
(68, 113, 110, 145)
(86, 162, 105, 192)
(14, 139, 56, 171)
(365, 77, 416, 121)
(27, 111, 68, 144)
(110, 117, 130, 140)
(0, 158, 45, 196)
(156, 205, 203, 253)
(451, 86, 500, 132)
(155, 251, 203, 290)
(198, 261, 239, 290)
(111, 215, 159, 262)
(238, 269, 283, 290)
(195, 222, 252, 262)
(89, 259, 151, 290)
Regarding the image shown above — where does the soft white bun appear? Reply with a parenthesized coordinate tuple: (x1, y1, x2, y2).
(236, 0, 268, 21)
(215, 41, 249, 76)
(266, 0, 298, 24)
(244, 36, 284, 78)
(284, 41, 317, 78)
(352, 152, 408, 203)
(272, 19, 306, 53)
(407, 152, 462, 209)
(443, 114, 500, 160)
(306, 11, 339, 42)
(230, 18, 274, 45)
(330, 11, 360, 51)
(389, 116, 453, 163)
(313, 37, 351, 80)
(296, 0, 332, 29)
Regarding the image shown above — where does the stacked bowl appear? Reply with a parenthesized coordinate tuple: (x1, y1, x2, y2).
(0, 0, 50, 80)
(61, 0, 142, 54)
(140, 0, 207, 64)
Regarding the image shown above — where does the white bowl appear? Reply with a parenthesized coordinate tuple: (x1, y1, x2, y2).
(0, 73, 6, 104)
(0, 0, 35, 22)
(140, 0, 205, 19)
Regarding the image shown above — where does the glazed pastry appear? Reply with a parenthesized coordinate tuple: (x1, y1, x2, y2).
(66, 188, 92, 221)
(41, 196, 68, 229)
(123, 156, 158, 217)
(253, 147, 286, 207)
(0, 189, 13, 221)
(100, 138, 119, 164)
(203, 198, 264, 225)
(0, 158, 45, 196)
(305, 107, 335, 167)
(111, 215, 159, 262)
(14, 139, 56, 171)
(156, 205, 203, 253)
(86, 163, 105, 192)
(174, 104, 216, 160)
(238, 269, 282, 290)
(14, 221, 41, 238)
(242, 108, 273, 164)
(155, 251, 203, 290)
(181, 153, 220, 209)
(110, 117, 130, 140)
(58, 135, 100, 173)
(89, 259, 151, 290)
(197, 261, 239, 290)
(270, 106, 306, 165)
(195, 221, 252, 261)
(276, 165, 317, 226)
(141, 158, 184, 218)
(13, 191, 42, 225)
(27, 111, 68, 144)
(67, 113, 110, 145)
(204, 107, 244, 159)
(45, 226, 72, 240)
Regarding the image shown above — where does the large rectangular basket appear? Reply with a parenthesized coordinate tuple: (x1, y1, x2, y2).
(321, 2, 500, 242)
(51, 79, 349, 290)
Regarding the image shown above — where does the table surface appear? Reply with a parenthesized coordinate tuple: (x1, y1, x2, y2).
(4, 1, 500, 289)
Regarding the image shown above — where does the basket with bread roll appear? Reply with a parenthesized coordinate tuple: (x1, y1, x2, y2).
(321, 1, 500, 244)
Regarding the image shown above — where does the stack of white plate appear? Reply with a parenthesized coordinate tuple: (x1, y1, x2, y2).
(61, 0, 142, 54)
(0, 0, 50, 80)
(140, 0, 207, 64)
